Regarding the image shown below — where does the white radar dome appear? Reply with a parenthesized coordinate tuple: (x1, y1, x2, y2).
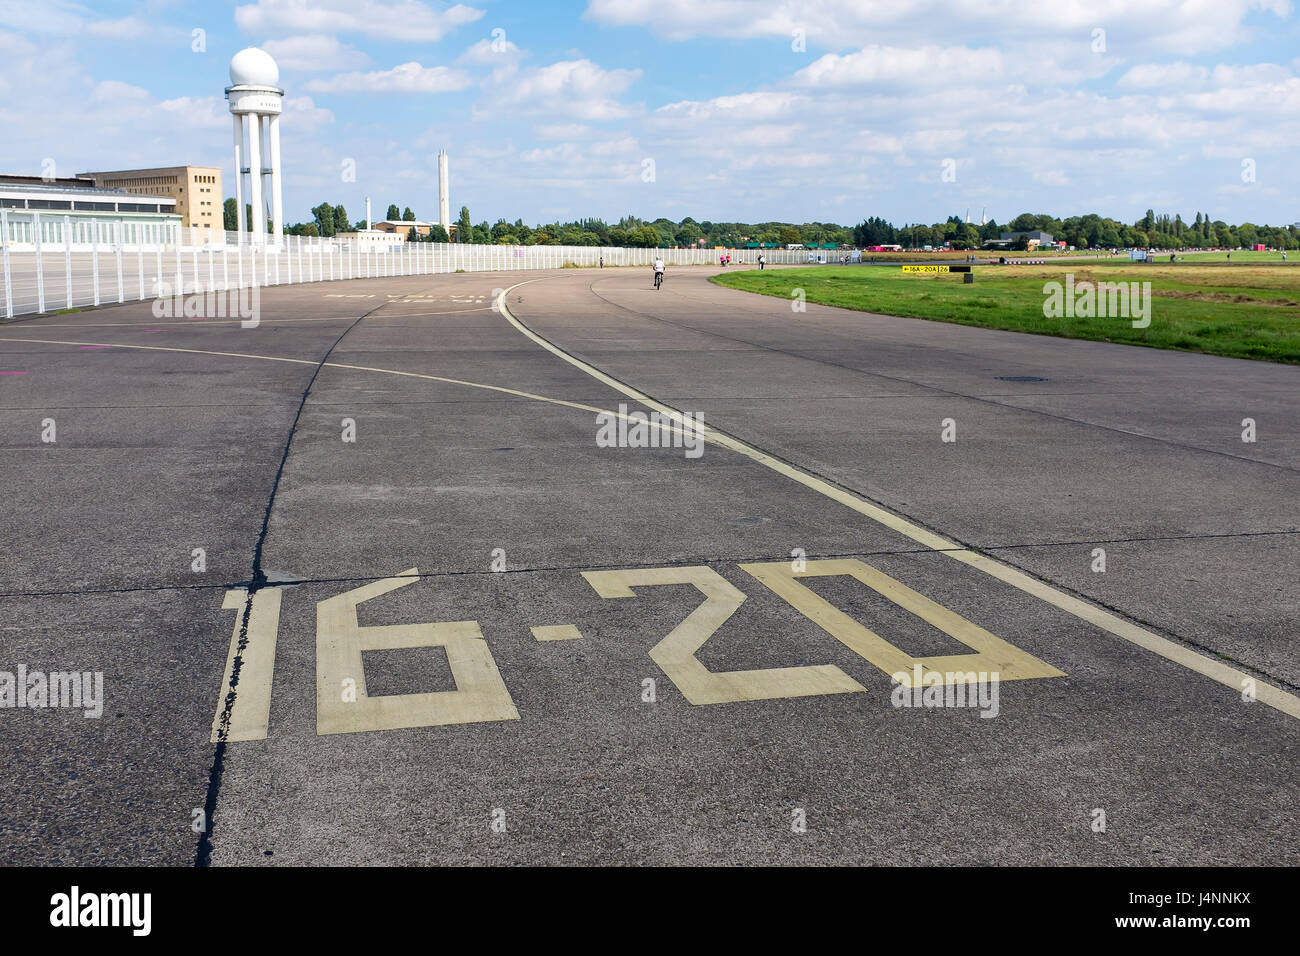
(229, 47, 280, 88)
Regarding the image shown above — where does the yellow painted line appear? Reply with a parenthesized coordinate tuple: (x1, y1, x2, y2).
(315, 569, 519, 735)
(496, 281, 1300, 721)
(211, 587, 283, 743)
(740, 559, 1063, 684)
(531, 624, 583, 641)
(583, 566, 865, 704)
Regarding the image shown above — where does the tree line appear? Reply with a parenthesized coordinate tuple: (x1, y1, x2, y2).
(224, 198, 1299, 250)
(855, 211, 1300, 251)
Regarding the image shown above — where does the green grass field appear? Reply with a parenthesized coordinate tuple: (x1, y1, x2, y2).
(711, 261, 1300, 363)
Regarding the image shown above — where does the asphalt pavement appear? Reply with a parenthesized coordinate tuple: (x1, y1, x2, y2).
(0, 264, 1295, 865)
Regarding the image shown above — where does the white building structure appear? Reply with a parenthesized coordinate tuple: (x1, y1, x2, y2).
(225, 47, 284, 247)
(438, 150, 450, 234)
(0, 176, 180, 250)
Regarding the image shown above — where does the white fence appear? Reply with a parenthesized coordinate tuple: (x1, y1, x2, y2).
(0, 211, 836, 319)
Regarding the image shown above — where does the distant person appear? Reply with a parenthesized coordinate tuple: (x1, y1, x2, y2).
(758, 254, 766, 270)
(599, 256, 603, 268)
(653, 256, 665, 289)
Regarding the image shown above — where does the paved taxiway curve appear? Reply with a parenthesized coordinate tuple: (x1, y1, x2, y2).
(0, 265, 1295, 865)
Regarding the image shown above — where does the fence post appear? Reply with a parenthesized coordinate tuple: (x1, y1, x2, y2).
(63, 215, 73, 309)
(0, 209, 11, 319)
(173, 233, 183, 304)
(136, 222, 145, 301)
(115, 221, 124, 303)
(32, 212, 50, 313)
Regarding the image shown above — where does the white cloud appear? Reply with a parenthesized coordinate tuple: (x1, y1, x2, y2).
(234, 0, 484, 43)
(0, 1, 174, 40)
(284, 95, 337, 131)
(1118, 62, 1211, 89)
(652, 91, 805, 124)
(305, 62, 473, 93)
(157, 96, 229, 131)
(459, 36, 523, 65)
(584, 0, 1291, 54)
(795, 45, 1004, 87)
(90, 80, 150, 103)
(478, 59, 642, 121)
(534, 123, 593, 139)
(262, 34, 370, 72)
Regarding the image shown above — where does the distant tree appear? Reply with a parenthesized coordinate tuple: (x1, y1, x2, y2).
(457, 206, 473, 242)
(428, 224, 449, 243)
(311, 202, 336, 237)
(386, 204, 401, 221)
(402, 207, 416, 221)
(223, 198, 238, 231)
(408, 227, 418, 242)
(676, 221, 703, 245)
(333, 205, 350, 236)
(1008, 213, 1040, 233)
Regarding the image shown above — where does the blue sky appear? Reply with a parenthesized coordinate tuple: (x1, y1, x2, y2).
(2, 0, 1299, 228)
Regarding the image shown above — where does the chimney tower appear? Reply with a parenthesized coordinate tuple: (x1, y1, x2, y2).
(438, 150, 450, 234)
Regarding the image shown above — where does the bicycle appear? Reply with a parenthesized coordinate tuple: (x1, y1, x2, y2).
(654, 270, 664, 290)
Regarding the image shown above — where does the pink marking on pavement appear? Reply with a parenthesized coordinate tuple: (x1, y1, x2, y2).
(143, 329, 166, 333)
(0, 370, 28, 375)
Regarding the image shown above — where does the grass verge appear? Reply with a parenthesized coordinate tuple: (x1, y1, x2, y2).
(711, 262, 1300, 363)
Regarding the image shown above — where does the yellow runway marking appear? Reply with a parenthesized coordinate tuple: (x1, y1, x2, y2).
(316, 569, 519, 735)
(211, 587, 283, 743)
(583, 566, 866, 705)
(740, 559, 1063, 684)
(531, 624, 583, 641)
(497, 280, 1300, 721)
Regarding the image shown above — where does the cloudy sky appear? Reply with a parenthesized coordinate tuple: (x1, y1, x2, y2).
(2, 0, 1298, 228)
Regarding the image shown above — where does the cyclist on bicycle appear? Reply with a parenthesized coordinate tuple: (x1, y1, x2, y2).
(653, 256, 665, 289)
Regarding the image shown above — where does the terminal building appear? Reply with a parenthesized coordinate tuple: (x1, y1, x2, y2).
(80, 165, 223, 240)
(0, 174, 180, 249)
